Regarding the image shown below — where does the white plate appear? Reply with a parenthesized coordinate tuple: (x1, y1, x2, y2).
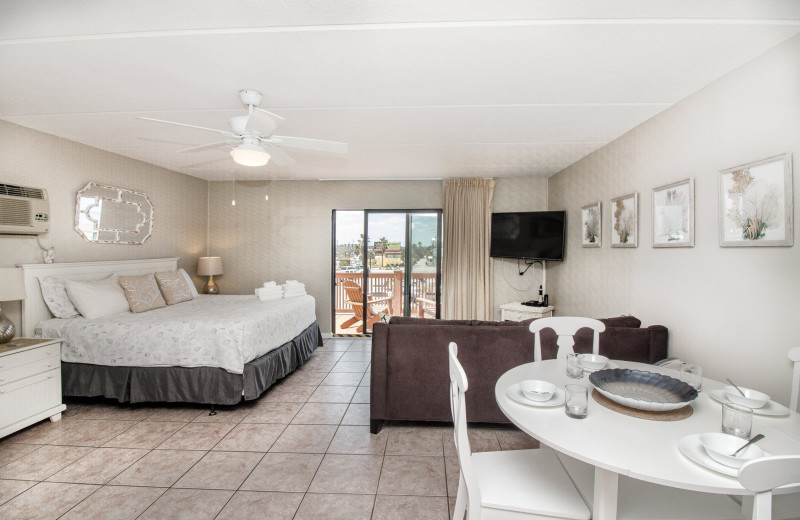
(582, 360, 619, 374)
(678, 433, 771, 477)
(506, 384, 566, 407)
(709, 389, 789, 417)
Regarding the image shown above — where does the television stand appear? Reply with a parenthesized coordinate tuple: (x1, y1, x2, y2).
(500, 302, 554, 322)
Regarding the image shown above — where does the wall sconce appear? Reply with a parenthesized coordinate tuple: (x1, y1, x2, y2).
(197, 256, 223, 294)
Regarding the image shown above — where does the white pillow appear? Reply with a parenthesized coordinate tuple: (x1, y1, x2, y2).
(179, 268, 199, 297)
(64, 275, 131, 319)
(38, 276, 80, 318)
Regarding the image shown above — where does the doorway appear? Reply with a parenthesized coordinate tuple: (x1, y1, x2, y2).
(332, 209, 442, 335)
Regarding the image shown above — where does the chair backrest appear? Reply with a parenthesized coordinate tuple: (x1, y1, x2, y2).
(342, 281, 366, 319)
(529, 317, 606, 362)
(788, 347, 800, 413)
(739, 455, 800, 520)
(448, 342, 482, 518)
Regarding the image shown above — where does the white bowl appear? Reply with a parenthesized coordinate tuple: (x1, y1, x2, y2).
(519, 380, 556, 402)
(699, 432, 764, 468)
(724, 386, 770, 409)
(578, 354, 609, 371)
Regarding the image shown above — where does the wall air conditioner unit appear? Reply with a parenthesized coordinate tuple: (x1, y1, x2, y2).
(0, 183, 50, 235)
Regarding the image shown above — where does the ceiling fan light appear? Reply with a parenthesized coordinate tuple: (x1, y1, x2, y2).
(230, 143, 270, 166)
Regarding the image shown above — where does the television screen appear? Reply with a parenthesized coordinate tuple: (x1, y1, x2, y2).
(490, 211, 566, 261)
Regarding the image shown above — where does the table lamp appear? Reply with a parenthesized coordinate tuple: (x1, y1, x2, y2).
(197, 256, 223, 294)
(0, 268, 26, 344)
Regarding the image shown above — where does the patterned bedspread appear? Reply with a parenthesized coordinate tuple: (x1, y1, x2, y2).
(36, 294, 317, 374)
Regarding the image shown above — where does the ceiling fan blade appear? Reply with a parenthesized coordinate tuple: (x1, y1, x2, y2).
(179, 140, 239, 153)
(139, 117, 236, 137)
(246, 110, 278, 137)
(261, 142, 295, 166)
(270, 135, 348, 154)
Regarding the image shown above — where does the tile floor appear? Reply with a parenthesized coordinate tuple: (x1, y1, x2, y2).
(0, 337, 537, 520)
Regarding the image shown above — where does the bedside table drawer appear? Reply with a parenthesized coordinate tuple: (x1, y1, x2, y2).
(0, 343, 60, 385)
(503, 310, 528, 322)
(0, 368, 62, 427)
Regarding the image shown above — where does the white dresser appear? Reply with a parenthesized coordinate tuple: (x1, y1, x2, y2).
(500, 302, 555, 322)
(0, 338, 66, 439)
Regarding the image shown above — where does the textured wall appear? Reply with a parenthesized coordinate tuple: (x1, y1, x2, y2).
(548, 35, 800, 404)
(0, 121, 208, 326)
(207, 176, 547, 332)
(492, 176, 549, 318)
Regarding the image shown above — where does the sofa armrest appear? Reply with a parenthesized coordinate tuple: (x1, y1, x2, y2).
(370, 323, 389, 432)
(646, 325, 668, 364)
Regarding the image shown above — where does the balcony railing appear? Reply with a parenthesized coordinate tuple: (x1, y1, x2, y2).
(334, 271, 437, 318)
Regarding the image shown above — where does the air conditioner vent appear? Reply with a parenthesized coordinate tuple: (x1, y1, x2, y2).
(0, 183, 45, 199)
(0, 198, 32, 226)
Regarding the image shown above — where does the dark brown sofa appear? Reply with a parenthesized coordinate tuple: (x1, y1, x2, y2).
(370, 315, 667, 433)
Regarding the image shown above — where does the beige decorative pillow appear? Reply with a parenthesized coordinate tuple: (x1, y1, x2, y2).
(118, 273, 167, 313)
(155, 270, 193, 305)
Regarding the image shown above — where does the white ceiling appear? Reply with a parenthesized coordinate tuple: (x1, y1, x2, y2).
(2, 1, 799, 181)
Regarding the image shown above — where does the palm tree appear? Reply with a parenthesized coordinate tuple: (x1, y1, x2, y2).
(377, 236, 390, 268)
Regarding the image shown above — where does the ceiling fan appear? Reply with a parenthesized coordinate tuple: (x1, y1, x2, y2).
(139, 90, 348, 167)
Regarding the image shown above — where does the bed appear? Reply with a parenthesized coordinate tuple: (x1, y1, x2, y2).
(19, 257, 322, 406)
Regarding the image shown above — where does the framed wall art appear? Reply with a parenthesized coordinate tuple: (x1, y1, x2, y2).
(652, 178, 694, 248)
(718, 153, 793, 247)
(610, 193, 638, 248)
(581, 202, 601, 247)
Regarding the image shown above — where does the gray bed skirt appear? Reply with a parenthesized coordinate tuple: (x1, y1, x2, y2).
(61, 322, 322, 405)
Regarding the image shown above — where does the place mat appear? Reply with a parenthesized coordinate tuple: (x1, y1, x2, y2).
(592, 389, 693, 421)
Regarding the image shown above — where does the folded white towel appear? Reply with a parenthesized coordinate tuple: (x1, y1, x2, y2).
(284, 280, 305, 288)
(255, 287, 284, 300)
(263, 281, 277, 288)
(283, 286, 307, 298)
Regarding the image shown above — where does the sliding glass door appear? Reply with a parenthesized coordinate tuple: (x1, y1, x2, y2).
(332, 209, 441, 335)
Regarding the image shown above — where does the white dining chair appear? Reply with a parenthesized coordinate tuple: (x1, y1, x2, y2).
(448, 342, 591, 520)
(739, 455, 800, 520)
(528, 317, 605, 362)
(788, 347, 800, 413)
(553, 449, 743, 519)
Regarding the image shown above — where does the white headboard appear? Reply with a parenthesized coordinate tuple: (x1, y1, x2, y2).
(19, 257, 179, 337)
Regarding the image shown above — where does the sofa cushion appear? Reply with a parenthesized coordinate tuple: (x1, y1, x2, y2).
(598, 315, 641, 328)
(388, 316, 473, 326)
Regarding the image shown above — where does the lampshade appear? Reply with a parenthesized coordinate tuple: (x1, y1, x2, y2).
(197, 257, 224, 277)
(0, 268, 26, 301)
(230, 143, 270, 167)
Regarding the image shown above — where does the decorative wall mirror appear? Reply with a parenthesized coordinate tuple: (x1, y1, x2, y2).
(74, 182, 154, 244)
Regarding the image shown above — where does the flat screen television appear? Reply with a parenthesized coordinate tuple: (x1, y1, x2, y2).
(490, 211, 566, 261)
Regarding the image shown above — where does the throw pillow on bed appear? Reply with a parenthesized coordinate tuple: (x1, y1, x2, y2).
(38, 276, 81, 318)
(118, 273, 167, 313)
(154, 270, 193, 305)
(64, 274, 131, 319)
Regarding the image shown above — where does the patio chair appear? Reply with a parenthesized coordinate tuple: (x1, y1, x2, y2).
(739, 455, 800, 520)
(341, 280, 393, 333)
(448, 342, 591, 520)
(529, 316, 605, 362)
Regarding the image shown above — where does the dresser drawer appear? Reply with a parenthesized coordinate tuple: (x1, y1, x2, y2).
(0, 368, 62, 427)
(0, 343, 60, 386)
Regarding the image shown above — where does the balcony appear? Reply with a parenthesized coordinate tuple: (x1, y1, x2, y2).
(334, 271, 437, 334)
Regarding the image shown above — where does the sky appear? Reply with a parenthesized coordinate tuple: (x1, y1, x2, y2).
(334, 210, 438, 247)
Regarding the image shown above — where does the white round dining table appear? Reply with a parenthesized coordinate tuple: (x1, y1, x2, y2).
(495, 359, 800, 520)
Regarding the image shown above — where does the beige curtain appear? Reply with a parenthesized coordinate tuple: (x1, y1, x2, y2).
(442, 178, 496, 320)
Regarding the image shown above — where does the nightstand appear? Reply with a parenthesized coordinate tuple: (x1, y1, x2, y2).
(0, 338, 66, 439)
(500, 302, 554, 322)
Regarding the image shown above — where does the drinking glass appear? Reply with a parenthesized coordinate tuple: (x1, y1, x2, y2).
(722, 403, 752, 439)
(566, 353, 583, 378)
(565, 384, 588, 419)
(680, 363, 703, 391)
